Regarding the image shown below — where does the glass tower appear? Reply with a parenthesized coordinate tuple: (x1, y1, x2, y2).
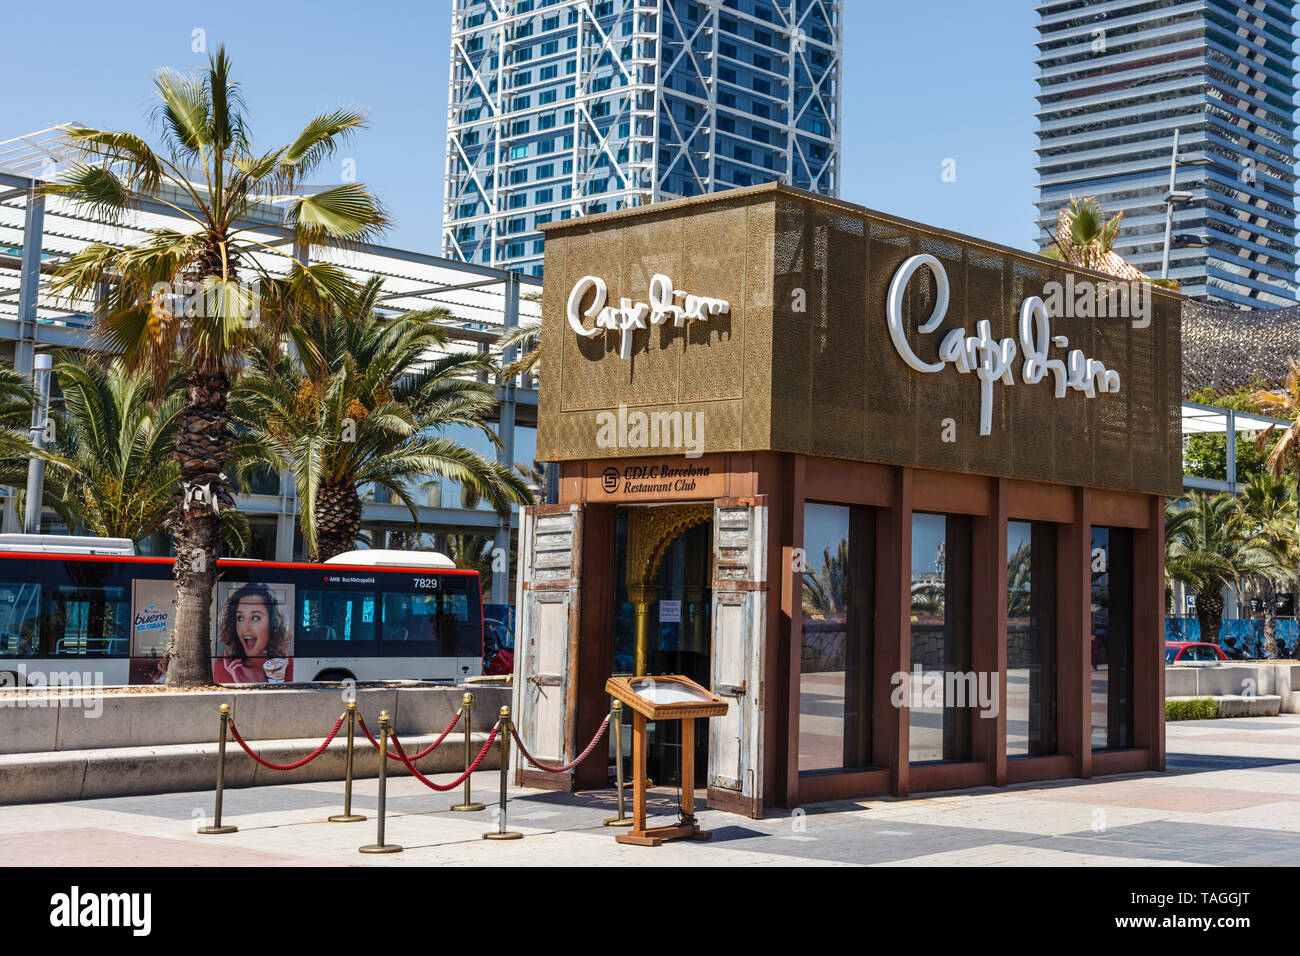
(1035, 0, 1298, 307)
(444, 0, 842, 276)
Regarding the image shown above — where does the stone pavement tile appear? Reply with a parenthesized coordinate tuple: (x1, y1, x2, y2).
(1188, 802, 1300, 834)
(0, 826, 335, 866)
(1053, 820, 1300, 865)
(1157, 768, 1300, 796)
(1032, 780, 1300, 813)
(861, 798, 1170, 837)
(876, 844, 1204, 867)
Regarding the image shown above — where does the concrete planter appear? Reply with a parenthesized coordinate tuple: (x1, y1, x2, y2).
(0, 684, 511, 805)
(1164, 662, 1300, 714)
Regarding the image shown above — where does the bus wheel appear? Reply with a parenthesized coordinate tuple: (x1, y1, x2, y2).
(314, 669, 355, 684)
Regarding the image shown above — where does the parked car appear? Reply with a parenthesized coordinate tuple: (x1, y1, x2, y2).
(1166, 641, 1229, 664)
(483, 617, 515, 675)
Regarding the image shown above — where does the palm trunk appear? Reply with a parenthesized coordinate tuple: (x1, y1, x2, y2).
(166, 363, 233, 687)
(1261, 577, 1279, 659)
(1196, 589, 1224, 645)
(314, 483, 363, 562)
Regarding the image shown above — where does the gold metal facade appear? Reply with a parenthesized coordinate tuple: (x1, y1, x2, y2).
(538, 184, 1183, 497)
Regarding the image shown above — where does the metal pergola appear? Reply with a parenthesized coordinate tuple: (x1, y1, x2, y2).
(0, 124, 543, 603)
(1181, 401, 1291, 495)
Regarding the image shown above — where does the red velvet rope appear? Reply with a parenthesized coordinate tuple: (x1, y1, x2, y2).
(357, 708, 462, 762)
(227, 714, 346, 771)
(387, 726, 500, 792)
(510, 715, 610, 774)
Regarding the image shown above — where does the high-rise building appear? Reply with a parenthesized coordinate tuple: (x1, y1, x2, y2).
(443, 1, 841, 276)
(1034, 0, 1298, 307)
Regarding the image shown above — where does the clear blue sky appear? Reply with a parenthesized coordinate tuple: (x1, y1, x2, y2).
(6, 1, 1042, 253)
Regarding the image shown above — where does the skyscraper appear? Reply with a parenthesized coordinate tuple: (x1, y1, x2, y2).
(1035, 0, 1298, 307)
(444, 1, 841, 276)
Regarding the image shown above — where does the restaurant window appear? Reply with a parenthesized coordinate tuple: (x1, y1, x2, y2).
(799, 503, 876, 774)
(1007, 521, 1058, 757)
(1091, 526, 1134, 750)
(909, 513, 973, 763)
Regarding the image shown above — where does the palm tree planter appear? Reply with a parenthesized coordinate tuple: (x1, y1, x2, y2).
(233, 277, 533, 562)
(1235, 473, 1297, 658)
(1166, 492, 1287, 648)
(1253, 362, 1300, 658)
(43, 47, 388, 685)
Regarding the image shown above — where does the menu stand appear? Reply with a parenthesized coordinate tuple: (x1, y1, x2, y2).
(604, 674, 728, 847)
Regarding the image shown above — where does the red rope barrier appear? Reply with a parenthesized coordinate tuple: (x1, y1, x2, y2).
(227, 714, 346, 771)
(510, 715, 610, 774)
(388, 726, 500, 792)
(357, 708, 461, 762)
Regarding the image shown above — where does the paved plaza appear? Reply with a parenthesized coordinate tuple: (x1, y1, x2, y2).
(3, 716, 1299, 866)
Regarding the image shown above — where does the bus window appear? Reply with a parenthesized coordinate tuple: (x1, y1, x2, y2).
(0, 581, 42, 656)
(298, 590, 376, 643)
(380, 592, 439, 648)
(48, 585, 130, 657)
(438, 578, 482, 658)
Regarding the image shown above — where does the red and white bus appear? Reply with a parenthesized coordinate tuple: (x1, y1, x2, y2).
(0, 536, 485, 686)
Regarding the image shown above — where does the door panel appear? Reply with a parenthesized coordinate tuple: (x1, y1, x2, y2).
(524, 591, 571, 761)
(512, 504, 584, 775)
(708, 497, 767, 807)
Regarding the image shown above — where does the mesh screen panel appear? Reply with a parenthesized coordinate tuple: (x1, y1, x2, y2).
(538, 186, 1183, 497)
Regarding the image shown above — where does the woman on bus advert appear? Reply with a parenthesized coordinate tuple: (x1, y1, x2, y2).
(213, 582, 294, 683)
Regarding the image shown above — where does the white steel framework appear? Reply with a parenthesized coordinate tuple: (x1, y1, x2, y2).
(443, 0, 841, 276)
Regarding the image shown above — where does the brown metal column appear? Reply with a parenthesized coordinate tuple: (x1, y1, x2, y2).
(875, 466, 912, 797)
(1133, 493, 1167, 771)
(780, 454, 805, 808)
(972, 477, 1008, 786)
(1059, 487, 1093, 780)
(573, 503, 616, 790)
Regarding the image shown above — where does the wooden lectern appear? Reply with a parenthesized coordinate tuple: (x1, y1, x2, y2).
(604, 674, 728, 847)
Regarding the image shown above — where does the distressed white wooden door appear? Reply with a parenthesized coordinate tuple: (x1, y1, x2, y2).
(512, 504, 583, 774)
(708, 496, 767, 808)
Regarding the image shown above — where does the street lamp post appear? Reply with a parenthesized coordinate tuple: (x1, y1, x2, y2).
(1160, 127, 1213, 280)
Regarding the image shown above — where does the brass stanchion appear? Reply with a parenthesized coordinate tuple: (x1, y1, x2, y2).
(198, 703, 237, 834)
(483, 706, 522, 840)
(450, 692, 484, 812)
(359, 710, 402, 854)
(329, 699, 366, 823)
(603, 699, 632, 827)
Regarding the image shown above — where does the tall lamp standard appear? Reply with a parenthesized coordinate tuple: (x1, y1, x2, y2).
(1161, 127, 1215, 279)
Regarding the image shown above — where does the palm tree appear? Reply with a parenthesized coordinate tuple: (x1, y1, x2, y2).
(803, 541, 848, 616)
(1166, 492, 1287, 644)
(42, 47, 389, 685)
(0, 361, 35, 481)
(39, 354, 249, 551)
(516, 459, 546, 504)
(1234, 472, 1297, 658)
(43, 354, 183, 543)
(232, 277, 533, 561)
(1042, 195, 1179, 290)
(497, 316, 541, 384)
(1007, 541, 1032, 619)
(1253, 361, 1300, 654)
(493, 290, 542, 385)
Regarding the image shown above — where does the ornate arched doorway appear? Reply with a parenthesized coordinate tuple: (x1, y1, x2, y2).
(613, 503, 714, 785)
